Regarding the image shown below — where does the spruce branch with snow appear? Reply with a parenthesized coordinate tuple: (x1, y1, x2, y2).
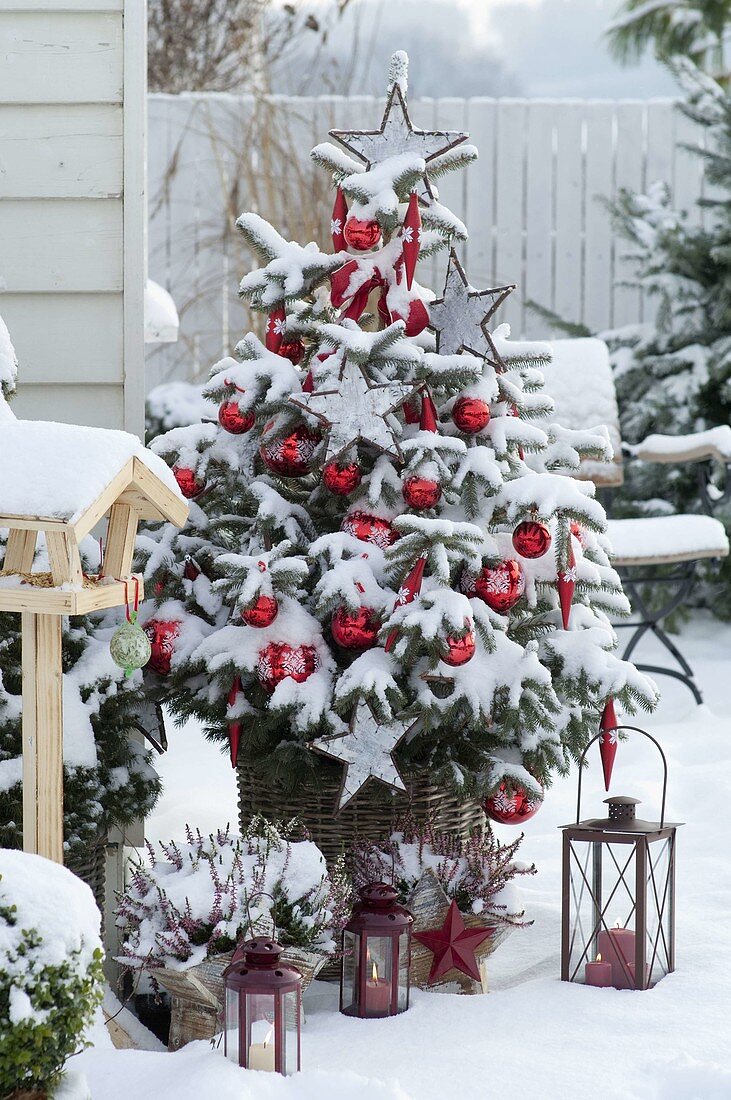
(140, 53, 655, 818)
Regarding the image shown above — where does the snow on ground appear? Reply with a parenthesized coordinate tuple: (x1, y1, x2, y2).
(78, 614, 731, 1098)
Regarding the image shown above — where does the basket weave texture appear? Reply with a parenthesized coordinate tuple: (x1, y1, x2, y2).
(68, 834, 107, 932)
(237, 757, 484, 867)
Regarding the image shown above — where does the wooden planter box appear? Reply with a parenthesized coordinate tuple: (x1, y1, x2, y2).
(155, 946, 327, 1051)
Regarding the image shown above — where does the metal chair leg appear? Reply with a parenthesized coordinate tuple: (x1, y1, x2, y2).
(615, 561, 703, 703)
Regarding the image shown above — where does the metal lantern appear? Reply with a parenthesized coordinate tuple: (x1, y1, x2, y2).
(223, 938, 301, 1074)
(561, 727, 681, 991)
(340, 883, 413, 1018)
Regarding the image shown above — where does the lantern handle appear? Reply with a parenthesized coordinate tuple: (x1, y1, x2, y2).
(576, 725, 668, 828)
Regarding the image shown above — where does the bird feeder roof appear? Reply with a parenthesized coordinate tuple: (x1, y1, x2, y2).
(0, 420, 187, 535)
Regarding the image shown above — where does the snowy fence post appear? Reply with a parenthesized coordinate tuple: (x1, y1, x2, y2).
(0, 421, 188, 863)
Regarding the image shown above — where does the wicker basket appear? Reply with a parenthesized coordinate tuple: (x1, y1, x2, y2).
(237, 757, 484, 867)
(68, 833, 107, 933)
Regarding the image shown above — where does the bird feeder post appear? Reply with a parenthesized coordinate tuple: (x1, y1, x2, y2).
(22, 611, 64, 863)
(0, 424, 189, 866)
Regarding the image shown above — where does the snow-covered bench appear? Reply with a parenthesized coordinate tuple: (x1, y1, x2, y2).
(549, 337, 730, 703)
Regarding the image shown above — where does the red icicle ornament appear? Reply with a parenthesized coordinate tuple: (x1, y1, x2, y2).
(331, 187, 348, 251)
(265, 306, 286, 353)
(557, 540, 577, 630)
(227, 677, 242, 769)
(600, 698, 619, 791)
(402, 191, 421, 289)
(420, 390, 439, 432)
(385, 554, 427, 653)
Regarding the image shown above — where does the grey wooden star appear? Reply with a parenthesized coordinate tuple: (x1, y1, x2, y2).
(311, 700, 417, 813)
(330, 83, 467, 170)
(429, 250, 515, 359)
(289, 358, 416, 461)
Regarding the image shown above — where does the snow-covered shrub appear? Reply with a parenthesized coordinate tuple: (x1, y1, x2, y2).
(116, 817, 350, 973)
(0, 849, 104, 1097)
(145, 381, 215, 444)
(352, 816, 536, 924)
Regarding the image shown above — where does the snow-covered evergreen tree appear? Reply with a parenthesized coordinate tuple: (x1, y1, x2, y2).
(602, 59, 731, 609)
(0, 325, 161, 858)
(140, 53, 656, 817)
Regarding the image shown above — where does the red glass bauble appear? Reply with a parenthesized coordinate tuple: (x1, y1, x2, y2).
(344, 216, 382, 251)
(403, 475, 442, 510)
(323, 460, 362, 496)
(172, 465, 205, 499)
(279, 339, 305, 366)
(331, 605, 381, 650)
(260, 423, 321, 477)
(218, 400, 255, 435)
(441, 627, 476, 666)
(341, 511, 399, 550)
(512, 520, 552, 559)
(473, 559, 526, 614)
(453, 396, 491, 434)
(242, 594, 279, 628)
(143, 619, 181, 676)
(256, 642, 319, 692)
(484, 782, 543, 825)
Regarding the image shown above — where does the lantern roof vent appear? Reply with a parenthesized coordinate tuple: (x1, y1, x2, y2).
(605, 795, 640, 822)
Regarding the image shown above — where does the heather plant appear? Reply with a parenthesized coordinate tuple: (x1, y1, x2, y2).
(116, 817, 350, 973)
(352, 816, 536, 925)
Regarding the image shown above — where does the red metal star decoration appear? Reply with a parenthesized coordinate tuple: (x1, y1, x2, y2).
(413, 899, 495, 984)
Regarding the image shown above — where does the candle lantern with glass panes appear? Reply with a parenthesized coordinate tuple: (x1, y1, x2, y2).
(560, 727, 681, 991)
(223, 938, 301, 1074)
(340, 883, 413, 1018)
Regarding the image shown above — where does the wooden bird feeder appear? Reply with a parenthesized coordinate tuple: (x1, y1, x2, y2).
(0, 420, 188, 864)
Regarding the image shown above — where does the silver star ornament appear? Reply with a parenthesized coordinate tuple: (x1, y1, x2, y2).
(429, 249, 515, 359)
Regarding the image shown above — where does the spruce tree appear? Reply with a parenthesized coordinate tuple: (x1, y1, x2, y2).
(604, 59, 731, 611)
(139, 53, 656, 822)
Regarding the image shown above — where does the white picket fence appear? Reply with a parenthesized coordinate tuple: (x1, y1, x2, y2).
(146, 93, 709, 390)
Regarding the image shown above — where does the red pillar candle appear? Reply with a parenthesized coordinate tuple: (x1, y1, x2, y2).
(585, 953, 613, 987)
(596, 926, 636, 989)
(364, 962, 391, 1017)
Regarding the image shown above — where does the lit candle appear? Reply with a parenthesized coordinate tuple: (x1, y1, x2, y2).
(585, 953, 613, 987)
(365, 960, 391, 1016)
(596, 923, 635, 989)
(248, 1024, 275, 1072)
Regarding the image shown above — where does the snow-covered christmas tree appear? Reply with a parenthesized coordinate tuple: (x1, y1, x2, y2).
(0, 318, 161, 861)
(140, 53, 656, 844)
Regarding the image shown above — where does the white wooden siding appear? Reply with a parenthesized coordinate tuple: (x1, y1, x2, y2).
(146, 94, 707, 390)
(0, 1, 145, 437)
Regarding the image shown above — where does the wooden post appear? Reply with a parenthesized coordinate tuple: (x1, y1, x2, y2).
(22, 612, 64, 863)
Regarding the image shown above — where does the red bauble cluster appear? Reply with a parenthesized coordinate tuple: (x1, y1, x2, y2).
(172, 465, 205, 499)
(403, 475, 442, 510)
(512, 520, 552, 559)
(241, 594, 279, 628)
(441, 625, 476, 666)
(453, 396, 491, 434)
(331, 605, 381, 650)
(143, 619, 181, 676)
(279, 339, 305, 366)
(260, 423, 321, 478)
(218, 400, 255, 435)
(256, 642, 319, 692)
(484, 782, 543, 825)
(323, 460, 362, 496)
(344, 216, 381, 251)
(341, 511, 399, 549)
(471, 559, 525, 614)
